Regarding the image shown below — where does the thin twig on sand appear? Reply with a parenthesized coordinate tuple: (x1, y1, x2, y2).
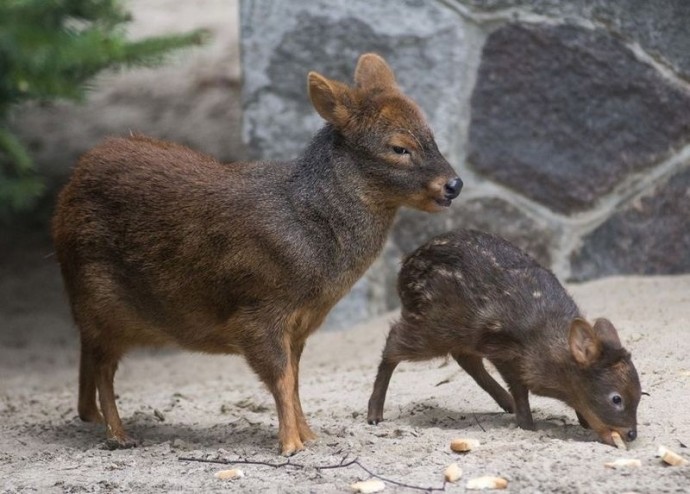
(473, 414, 486, 432)
(179, 454, 447, 492)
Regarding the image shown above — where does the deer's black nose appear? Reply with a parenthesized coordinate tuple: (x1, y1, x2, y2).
(444, 177, 463, 200)
(627, 428, 637, 441)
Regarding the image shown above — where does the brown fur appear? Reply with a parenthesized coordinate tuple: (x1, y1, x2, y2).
(367, 229, 641, 447)
(52, 53, 461, 455)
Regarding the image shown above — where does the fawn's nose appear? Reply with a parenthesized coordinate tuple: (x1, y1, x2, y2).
(627, 428, 637, 441)
(444, 177, 463, 200)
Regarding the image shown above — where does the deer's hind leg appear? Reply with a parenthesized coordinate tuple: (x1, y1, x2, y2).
(367, 321, 410, 425)
(78, 341, 103, 423)
(74, 302, 136, 449)
(94, 349, 137, 449)
(453, 354, 514, 413)
(367, 357, 400, 425)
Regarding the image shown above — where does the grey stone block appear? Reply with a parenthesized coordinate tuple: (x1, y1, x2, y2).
(589, 0, 690, 79)
(240, 0, 690, 325)
(468, 23, 690, 214)
(457, 0, 690, 79)
(570, 165, 690, 281)
(394, 196, 556, 268)
(241, 0, 476, 161)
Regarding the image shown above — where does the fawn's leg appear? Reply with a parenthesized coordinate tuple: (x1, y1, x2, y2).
(95, 353, 137, 449)
(367, 357, 400, 425)
(576, 411, 590, 429)
(493, 360, 534, 430)
(453, 354, 514, 413)
(246, 332, 302, 456)
(78, 341, 103, 423)
(290, 339, 316, 443)
(367, 323, 410, 425)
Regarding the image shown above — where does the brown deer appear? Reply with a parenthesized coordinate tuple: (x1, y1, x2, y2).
(52, 53, 462, 455)
(367, 229, 641, 447)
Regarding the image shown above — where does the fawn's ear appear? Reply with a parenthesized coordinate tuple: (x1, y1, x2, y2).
(569, 318, 601, 367)
(354, 53, 396, 89)
(307, 71, 352, 127)
(593, 318, 622, 349)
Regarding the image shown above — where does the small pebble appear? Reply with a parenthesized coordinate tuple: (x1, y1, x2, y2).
(351, 479, 385, 493)
(450, 438, 480, 453)
(444, 462, 463, 482)
(466, 476, 508, 490)
(214, 468, 244, 480)
(604, 458, 642, 469)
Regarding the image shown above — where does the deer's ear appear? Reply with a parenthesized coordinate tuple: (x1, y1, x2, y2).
(307, 72, 352, 127)
(569, 318, 601, 367)
(354, 53, 396, 89)
(593, 318, 622, 349)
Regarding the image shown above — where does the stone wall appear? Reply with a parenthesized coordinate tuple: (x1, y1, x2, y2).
(241, 0, 690, 329)
(11, 1, 686, 331)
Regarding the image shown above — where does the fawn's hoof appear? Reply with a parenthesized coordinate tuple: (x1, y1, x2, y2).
(104, 434, 138, 450)
(498, 398, 515, 414)
(367, 414, 383, 425)
(516, 419, 536, 431)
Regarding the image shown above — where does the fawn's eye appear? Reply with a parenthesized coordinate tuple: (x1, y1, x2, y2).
(392, 146, 410, 155)
(610, 392, 623, 409)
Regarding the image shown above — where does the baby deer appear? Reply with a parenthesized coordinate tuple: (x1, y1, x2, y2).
(368, 229, 641, 447)
(52, 53, 461, 455)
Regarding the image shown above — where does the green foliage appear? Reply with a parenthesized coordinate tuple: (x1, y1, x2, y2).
(0, 128, 42, 215)
(0, 0, 206, 218)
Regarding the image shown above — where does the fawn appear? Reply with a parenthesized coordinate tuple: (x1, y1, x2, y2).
(52, 53, 461, 455)
(367, 229, 641, 447)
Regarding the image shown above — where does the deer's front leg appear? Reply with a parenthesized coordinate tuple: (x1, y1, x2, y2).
(493, 361, 535, 430)
(245, 331, 303, 456)
(273, 364, 302, 455)
(291, 338, 316, 443)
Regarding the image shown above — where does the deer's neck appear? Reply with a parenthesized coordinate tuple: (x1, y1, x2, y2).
(520, 315, 583, 404)
(291, 126, 397, 277)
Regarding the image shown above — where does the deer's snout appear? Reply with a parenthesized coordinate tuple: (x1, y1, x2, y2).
(597, 424, 638, 447)
(444, 177, 463, 200)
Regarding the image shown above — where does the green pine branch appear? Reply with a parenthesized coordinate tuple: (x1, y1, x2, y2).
(0, 0, 207, 216)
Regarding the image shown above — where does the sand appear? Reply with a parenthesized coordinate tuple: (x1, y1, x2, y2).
(1, 234, 690, 493)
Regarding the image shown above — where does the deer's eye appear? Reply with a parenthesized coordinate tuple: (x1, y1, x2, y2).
(392, 146, 410, 155)
(610, 392, 623, 410)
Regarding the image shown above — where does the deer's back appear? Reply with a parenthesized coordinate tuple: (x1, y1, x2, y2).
(52, 136, 364, 349)
(399, 230, 579, 350)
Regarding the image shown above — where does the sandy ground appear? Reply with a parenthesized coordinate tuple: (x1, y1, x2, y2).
(1, 233, 690, 493)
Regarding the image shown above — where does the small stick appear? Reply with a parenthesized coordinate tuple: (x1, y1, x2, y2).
(178, 456, 298, 469)
(473, 414, 486, 432)
(346, 458, 446, 492)
(179, 455, 447, 492)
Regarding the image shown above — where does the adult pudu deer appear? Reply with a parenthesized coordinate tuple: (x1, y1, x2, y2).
(52, 53, 461, 455)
